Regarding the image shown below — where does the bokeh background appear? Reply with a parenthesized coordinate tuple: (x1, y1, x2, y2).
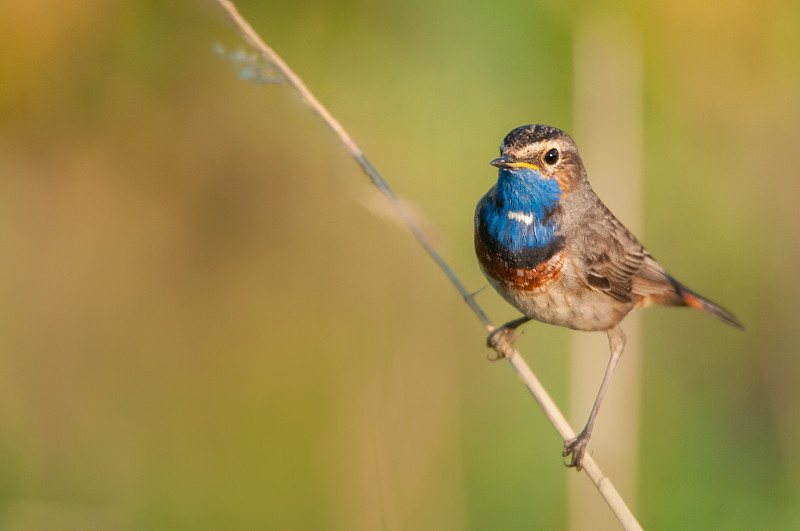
(1, 0, 799, 529)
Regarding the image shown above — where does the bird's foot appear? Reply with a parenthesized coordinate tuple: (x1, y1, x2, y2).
(562, 430, 591, 471)
(486, 326, 519, 360)
(485, 318, 530, 361)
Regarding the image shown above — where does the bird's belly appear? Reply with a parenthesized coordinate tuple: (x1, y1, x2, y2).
(477, 246, 625, 332)
(504, 280, 626, 331)
(475, 226, 629, 331)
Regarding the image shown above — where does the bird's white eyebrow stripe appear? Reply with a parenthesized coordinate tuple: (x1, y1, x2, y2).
(516, 142, 550, 160)
(507, 211, 534, 225)
(517, 144, 537, 159)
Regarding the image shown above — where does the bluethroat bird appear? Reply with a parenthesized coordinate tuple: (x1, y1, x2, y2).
(475, 124, 743, 470)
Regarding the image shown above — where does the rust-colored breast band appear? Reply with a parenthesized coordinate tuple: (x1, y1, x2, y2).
(475, 230, 564, 293)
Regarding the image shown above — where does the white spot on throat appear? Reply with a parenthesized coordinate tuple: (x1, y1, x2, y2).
(507, 210, 534, 226)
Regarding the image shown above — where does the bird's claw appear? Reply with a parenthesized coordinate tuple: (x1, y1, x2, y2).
(562, 431, 590, 471)
(486, 327, 519, 360)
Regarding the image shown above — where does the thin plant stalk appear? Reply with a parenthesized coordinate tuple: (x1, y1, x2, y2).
(215, 2, 643, 529)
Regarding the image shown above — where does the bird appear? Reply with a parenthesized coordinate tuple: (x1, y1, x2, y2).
(474, 124, 743, 470)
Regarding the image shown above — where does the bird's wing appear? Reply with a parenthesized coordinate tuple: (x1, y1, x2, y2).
(580, 236, 642, 303)
(575, 202, 673, 304)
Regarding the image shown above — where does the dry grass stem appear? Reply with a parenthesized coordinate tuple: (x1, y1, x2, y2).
(215, 1, 643, 529)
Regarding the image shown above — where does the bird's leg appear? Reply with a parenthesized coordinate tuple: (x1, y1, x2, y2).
(563, 325, 626, 470)
(486, 317, 531, 360)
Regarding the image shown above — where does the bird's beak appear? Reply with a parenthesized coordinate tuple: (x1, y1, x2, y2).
(490, 155, 539, 171)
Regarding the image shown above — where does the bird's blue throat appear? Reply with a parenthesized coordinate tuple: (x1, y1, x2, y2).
(479, 167, 564, 267)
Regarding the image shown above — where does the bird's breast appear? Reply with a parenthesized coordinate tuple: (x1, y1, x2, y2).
(474, 225, 565, 295)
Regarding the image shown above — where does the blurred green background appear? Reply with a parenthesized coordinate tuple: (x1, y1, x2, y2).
(1, 0, 798, 529)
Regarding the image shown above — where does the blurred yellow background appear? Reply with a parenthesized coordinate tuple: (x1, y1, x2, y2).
(0, 0, 798, 529)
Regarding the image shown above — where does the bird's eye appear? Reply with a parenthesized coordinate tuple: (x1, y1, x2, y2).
(544, 148, 559, 165)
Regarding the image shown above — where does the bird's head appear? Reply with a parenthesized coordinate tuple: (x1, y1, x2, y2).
(490, 125, 586, 194)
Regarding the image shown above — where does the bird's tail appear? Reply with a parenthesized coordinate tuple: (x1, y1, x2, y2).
(668, 275, 744, 330)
